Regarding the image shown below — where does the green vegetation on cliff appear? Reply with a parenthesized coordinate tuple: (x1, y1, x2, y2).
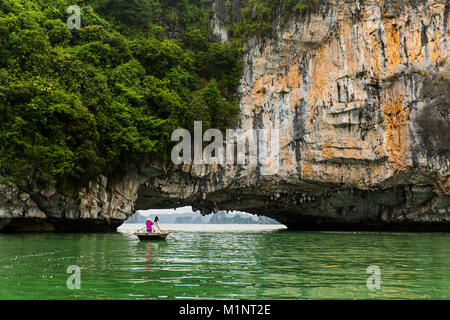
(225, 0, 320, 50)
(0, 0, 242, 190)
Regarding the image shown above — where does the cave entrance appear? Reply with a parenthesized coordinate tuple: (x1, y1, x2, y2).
(120, 206, 284, 230)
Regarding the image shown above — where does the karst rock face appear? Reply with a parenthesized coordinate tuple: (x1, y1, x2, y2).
(1, 0, 448, 232)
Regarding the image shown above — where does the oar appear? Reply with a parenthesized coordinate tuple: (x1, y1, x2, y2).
(123, 232, 136, 238)
(123, 226, 146, 238)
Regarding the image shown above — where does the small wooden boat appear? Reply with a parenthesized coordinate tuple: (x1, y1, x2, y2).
(135, 231, 170, 241)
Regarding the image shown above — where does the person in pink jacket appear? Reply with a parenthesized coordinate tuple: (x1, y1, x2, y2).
(146, 217, 155, 232)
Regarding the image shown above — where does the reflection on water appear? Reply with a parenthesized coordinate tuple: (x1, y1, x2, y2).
(0, 224, 448, 299)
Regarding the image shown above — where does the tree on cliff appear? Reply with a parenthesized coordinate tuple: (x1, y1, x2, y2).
(0, 0, 241, 191)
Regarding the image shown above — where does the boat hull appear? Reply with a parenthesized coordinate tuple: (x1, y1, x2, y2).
(135, 232, 170, 241)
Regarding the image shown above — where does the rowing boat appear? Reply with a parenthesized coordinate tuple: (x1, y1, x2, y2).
(135, 231, 170, 241)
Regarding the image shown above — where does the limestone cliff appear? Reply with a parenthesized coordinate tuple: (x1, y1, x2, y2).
(0, 0, 449, 232)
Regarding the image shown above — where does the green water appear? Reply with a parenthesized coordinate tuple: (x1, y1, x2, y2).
(0, 226, 448, 299)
